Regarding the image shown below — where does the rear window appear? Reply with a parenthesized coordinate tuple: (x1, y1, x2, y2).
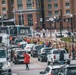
(43, 49, 52, 53)
(53, 50, 66, 54)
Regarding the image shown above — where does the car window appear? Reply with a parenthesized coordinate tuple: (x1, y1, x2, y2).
(44, 67, 50, 74)
(66, 68, 76, 75)
(52, 69, 61, 75)
(53, 50, 59, 54)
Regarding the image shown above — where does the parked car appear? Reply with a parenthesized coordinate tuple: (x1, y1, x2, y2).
(31, 44, 45, 57)
(47, 48, 70, 65)
(40, 65, 64, 75)
(38, 47, 53, 62)
(58, 64, 76, 75)
(24, 44, 34, 53)
(12, 48, 26, 64)
(17, 41, 27, 49)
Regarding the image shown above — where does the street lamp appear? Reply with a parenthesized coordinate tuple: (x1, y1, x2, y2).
(70, 14, 74, 43)
(66, 19, 69, 30)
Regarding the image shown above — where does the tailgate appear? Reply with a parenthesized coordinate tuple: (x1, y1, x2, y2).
(64, 53, 70, 60)
(54, 54, 60, 61)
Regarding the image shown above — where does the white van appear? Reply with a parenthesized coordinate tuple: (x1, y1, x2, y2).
(0, 33, 10, 47)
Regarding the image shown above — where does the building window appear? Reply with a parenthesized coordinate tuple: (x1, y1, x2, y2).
(55, 10, 58, 15)
(48, 0, 51, 2)
(2, 8, 6, 11)
(26, 0, 32, 9)
(17, 0, 23, 10)
(66, 3, 70, 7)
(18, 15, 24, 25)
(48, 4, 52, 9)
(54, 4, 58, 8)
(27, 14, 33, 26)
(66, 10, 70, 14)
(48, 11, 52, 16)
(2, 0, 6, 5)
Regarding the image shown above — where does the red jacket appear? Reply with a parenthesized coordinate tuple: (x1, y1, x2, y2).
(24, 53, 30, 64)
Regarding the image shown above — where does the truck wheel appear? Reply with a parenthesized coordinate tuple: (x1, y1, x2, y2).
(38, 57, 40, 61)
(47, 61, 50, 65)
(67, 61, 70, 64)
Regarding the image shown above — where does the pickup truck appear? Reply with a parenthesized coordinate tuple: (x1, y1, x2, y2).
(47, 48, 70, 65)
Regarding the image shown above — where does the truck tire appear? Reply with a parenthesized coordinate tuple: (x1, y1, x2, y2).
(67, 61, 70, 64)
(38, 57, 40, 61)
(40, 58, 43, 62)
(47, 61, 50, 65)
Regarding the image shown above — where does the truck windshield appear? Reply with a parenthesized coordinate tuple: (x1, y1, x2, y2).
(0, 50, 6, 58)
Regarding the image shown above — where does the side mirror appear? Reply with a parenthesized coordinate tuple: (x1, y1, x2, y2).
(40, 71, 44, 74)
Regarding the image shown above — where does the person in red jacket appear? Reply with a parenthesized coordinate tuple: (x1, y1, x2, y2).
(23, 51, 30, 70)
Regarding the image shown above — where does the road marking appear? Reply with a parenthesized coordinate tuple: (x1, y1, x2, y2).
(12, 73, 17, 75)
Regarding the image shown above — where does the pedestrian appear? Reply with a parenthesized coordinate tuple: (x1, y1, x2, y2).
(72, 45, 75, 60)
(23, 51, 30, 70)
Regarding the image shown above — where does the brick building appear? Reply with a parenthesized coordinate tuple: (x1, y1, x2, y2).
(0, 0, 75, 30)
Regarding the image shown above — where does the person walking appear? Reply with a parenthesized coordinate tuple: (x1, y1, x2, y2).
(23, 51, 30, 70)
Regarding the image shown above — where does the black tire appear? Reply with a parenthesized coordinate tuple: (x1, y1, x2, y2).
(40, 58, 43, 62)
(47, 61, 50, 65)
(67, 61, 70, 64)
(38, 57, 40, 61)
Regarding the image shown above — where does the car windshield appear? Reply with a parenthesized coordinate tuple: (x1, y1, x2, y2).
(66, 68, 76, 75)
(0, 50, 6, 58)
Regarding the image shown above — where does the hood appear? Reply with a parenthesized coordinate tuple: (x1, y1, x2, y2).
(0, 58, 6, 62)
